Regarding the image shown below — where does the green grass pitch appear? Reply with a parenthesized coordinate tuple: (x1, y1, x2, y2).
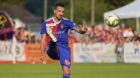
(0, 63, 140, 78)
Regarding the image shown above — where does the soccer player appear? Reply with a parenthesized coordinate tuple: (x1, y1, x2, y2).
(40, 3, 87, 78)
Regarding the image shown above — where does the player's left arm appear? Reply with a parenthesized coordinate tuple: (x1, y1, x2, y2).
(73, 22, 88, 34)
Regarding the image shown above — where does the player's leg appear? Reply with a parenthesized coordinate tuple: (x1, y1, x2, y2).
(63, 65, 70, 78)
(46, 25, 59, 59)
(58, 46, 71, 78)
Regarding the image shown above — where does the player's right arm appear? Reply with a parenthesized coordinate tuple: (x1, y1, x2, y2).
(40, 34, 47, 61)
(40, 21, 48, 61)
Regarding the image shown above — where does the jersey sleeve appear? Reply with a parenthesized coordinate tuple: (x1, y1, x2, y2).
(68, 20, 77, 30)
(40, 21, 47, 34)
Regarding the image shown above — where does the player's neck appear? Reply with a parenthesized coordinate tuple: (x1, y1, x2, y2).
(53, 16, 61, 22)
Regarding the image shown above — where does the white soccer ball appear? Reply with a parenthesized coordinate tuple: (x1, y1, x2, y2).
(105, 13, 120, 27)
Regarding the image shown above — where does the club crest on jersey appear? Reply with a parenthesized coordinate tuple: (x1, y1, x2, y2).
(60, 24, 63, 29)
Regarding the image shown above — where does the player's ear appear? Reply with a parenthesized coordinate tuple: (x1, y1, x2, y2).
(53, 9, 55, 13)
(54, 8, 57, 13)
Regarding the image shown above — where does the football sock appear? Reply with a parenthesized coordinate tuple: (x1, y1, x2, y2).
(63, 74, 70, 78)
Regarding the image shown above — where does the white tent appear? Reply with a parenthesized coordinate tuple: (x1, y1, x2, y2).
(104, 0, 140, 31)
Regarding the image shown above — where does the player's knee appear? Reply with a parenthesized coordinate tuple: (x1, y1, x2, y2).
(63, 65, 70, 74)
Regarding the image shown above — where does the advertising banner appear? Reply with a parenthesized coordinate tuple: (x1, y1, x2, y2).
(124, 43, 140, 63)
(0, 41, 26, 63)
(73, 43, 116, 63)
(25, 44, 42, 63)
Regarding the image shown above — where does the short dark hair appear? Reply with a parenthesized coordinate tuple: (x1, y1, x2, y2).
(54, 3, 64, 9)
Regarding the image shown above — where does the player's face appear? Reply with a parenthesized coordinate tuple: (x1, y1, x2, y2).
(54, 6, 64, 20)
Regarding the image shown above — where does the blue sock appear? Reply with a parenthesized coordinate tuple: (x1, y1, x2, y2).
(63, 74, 70, 78)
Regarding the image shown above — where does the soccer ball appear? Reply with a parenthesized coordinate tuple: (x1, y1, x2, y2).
(105, 13, 120, 27)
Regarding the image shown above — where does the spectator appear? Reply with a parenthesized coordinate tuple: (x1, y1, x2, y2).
(68, 31, 78, 43)
(15, 27, 40, 43)
(71, 24, 140, 44)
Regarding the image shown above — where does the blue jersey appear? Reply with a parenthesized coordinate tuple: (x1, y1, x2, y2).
(40, 17, 77, 46)
(40, 17, 76, 69)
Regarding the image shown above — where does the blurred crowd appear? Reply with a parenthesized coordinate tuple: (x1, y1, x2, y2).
(68, 24, 140, 44)
(15, 27, 40, 43)
(1, 23, 140, 44)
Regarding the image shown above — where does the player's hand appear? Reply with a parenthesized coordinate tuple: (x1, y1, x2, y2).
(40, 53, 46, 61)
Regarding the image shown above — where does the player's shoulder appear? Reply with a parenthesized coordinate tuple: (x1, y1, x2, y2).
(62, 17, 76, 27)
(44, 17, 53, 23)
(62, 17, 70, 20)
(62, 17, 73, 22)
(41, 17, 53, 28)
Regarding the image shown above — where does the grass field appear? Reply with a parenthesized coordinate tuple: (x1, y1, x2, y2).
(0, 63, 140, 78)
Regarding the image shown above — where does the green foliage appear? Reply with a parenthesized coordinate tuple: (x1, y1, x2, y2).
(1, 0, 134, 25)
(25, 0, 44, 17)
(121, 19, 136, 30)
(104, 0, 134, 9)
(0, 0, 26, 6)
(74, 0, 91, 25)
(25, 0, 57, 18)
(95, 0, 108, 24)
